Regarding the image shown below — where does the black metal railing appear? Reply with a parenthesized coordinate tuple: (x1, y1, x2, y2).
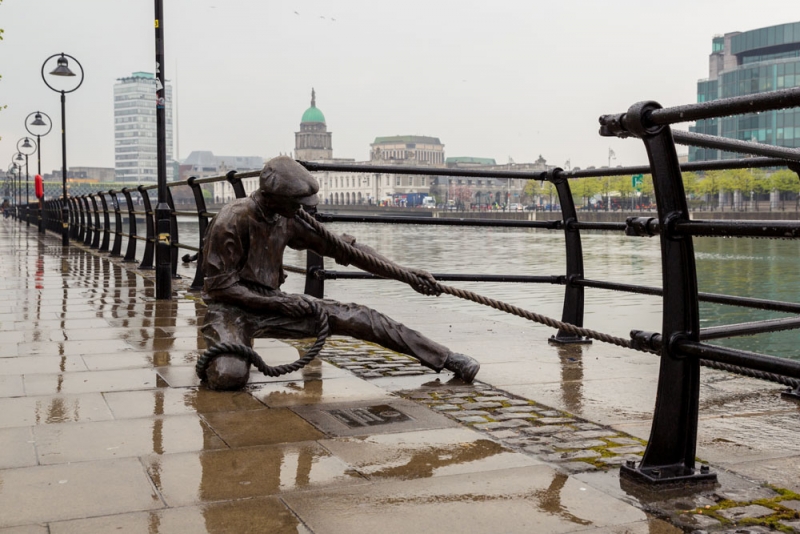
(15, 85, 800, 490)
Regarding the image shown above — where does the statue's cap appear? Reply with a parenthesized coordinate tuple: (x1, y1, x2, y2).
(259, 156, 319, 205)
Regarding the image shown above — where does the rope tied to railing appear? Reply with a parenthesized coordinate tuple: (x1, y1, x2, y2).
(295, 209, 633, 350)
(295, 209, 800, 390)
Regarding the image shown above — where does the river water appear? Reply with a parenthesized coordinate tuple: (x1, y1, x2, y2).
(158, 218, 800, 361)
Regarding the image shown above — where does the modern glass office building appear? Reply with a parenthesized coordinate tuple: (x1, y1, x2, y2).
(114, 72, 174, 183)
(689, 21, 800, 161)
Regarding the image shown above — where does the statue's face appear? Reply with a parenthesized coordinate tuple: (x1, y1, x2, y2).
(261, 193, 306, 218)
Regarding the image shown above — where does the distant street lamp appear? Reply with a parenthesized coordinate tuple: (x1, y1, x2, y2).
(17, 137, 37, 226)
(42, 53, 84, 246)
(154, 0, 171, 299)
(13, 155, 23, 219)
(26, 112, 52, 234)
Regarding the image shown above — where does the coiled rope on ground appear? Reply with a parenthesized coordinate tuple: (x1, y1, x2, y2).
(196, 297, 330, 380)
(295, 209, 800, 390)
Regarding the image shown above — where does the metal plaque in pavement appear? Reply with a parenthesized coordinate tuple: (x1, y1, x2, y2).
(327, 404, 411, 428)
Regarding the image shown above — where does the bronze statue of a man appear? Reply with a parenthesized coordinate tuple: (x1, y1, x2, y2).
(200, 156, 480, 390)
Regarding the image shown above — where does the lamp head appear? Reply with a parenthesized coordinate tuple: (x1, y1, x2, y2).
(14, 153, 24, 163)
(21, 138, 33, 149)
(30, 113, 47, 127)
(50, 55, 76, 77)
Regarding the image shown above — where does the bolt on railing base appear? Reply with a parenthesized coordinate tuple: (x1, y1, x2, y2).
(620, 462, 717, 490)
(548, 334, 592, 345)
(780, 387, 800, 402)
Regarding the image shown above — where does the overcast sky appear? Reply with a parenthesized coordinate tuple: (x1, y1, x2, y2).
(0, 1, 797, 175)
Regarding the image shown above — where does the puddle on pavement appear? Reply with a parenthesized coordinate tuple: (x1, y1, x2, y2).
(202, 408, 323, 447)
(103, 388, 264, 419)
(48, 496, 311, 534)
(34, 415, 226, 464)
(0, 392, 114, 428)
(143, 442, 364, 506)
(320, 427, 539, 480)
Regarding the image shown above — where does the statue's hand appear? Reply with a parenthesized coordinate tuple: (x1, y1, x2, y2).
(408, 268, 442, 296)
(277, 295, 315, 317)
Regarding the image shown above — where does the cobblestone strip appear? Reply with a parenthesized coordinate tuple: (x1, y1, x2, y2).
(286, 336, 645, 472)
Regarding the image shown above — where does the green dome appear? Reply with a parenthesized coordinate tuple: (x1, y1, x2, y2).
(301, 106, 325, 124)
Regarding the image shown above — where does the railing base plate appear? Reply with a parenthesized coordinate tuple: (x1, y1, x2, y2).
(780, 387, 800, 401)
(620, 463, 717, 490)
(548, 334, 592, 345)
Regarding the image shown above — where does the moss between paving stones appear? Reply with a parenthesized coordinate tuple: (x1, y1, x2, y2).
(681, 487, 800, 532)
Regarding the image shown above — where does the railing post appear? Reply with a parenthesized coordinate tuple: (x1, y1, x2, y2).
(549, 169, 590, 344)
(138, 186, 155, 270)
(166, 186, 179, 278)
(225, 170, 247, 199)
(82, 196, 93, 246)
(98, 193, 111, 252)
(109, 191, 123, 257)
(121, 188, 138, 263)
(38, 198, 45, 235)
(90, 194, 101, 249)
(602, 101, 713, 488)
(186, 176, 209, 290)
(304, 250, 325, 298)
(70, 197, 81, 241)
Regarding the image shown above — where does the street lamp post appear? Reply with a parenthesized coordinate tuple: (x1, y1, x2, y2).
(13, 155, 24, 220)
(154, 0, 172, 299)
(26, 112, 53, 234)
(17, 137, 37, 226)
(7, 164, 18, 219)
(42, 53, 84, 246)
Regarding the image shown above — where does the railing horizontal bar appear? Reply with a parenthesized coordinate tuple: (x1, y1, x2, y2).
(191, 176, 226, 185)
(173, 243, 199, 252)
(130, 210, 148, 216)
(131, 235, 147, 241)
(698, 292, 800, 313)
(172, 211, 197, 216)
(647, 87, 800, 126)
(571, 221, 628, 231)
(675, 219, 800, 238)
(699, 316, 800, 340)
(316, 213, 561, 229)
(577, 278, 800, 313)
(673, 130, 800, 162)
(319, 271, 560, 284)
(675, 338, 800, 379)
(301, 161, 547, 180)
(562, 157, 789, 178)
(576, 279, 664, 296)
(283, 264, 307, 275)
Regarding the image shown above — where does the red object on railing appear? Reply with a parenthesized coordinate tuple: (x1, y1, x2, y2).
(35, 175, 44, 199)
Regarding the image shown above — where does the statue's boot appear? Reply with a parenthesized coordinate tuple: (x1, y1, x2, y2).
(444, 353, 480, 383)
(206, 354, 250, 391)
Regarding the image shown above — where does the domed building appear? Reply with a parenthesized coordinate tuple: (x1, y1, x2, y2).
(294, 89, 333, 161)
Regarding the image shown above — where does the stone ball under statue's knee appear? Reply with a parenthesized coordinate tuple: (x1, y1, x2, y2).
(206, 354, 250, 391)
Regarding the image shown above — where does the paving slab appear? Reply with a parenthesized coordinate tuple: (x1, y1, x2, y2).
(103, 388, 264, 419)
(0, 426, 38, 469)
(251, 375, 391, 407)
(282, 465, 647, 534)
(48, 497, 311, 534)
(0, 392, 114, 428)
(23, 368, 160, 395)
(142, 442, 366, 507)
(0, 458, 162, 528)
(319, 427, 540, 480)
(33, 414, 226, 464)
(202, 408, 324, 447)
